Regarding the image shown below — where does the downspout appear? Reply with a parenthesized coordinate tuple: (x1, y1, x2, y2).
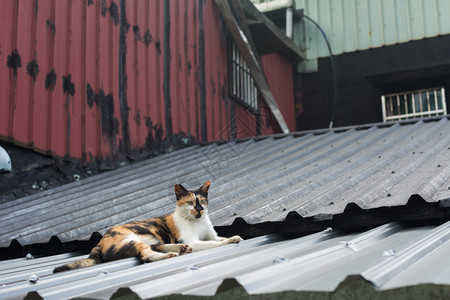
(286, 7, 293, 38)
(198, 0, 207, 142)
(119, 0, 130, 157)
(163, 0, 173, 142)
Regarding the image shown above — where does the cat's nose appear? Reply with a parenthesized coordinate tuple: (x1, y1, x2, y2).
(194, 198, 204, 211)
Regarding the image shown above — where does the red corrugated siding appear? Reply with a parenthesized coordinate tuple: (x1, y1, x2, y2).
(261, 53, 296, 132)
(0, 0, 295, 164)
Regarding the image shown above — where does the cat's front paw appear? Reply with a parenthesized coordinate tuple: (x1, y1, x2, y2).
(222, 235, 243, 245)
(229, 235, 243, 243)
(165, 252, 180, 259)
(178, 244, 193, 254)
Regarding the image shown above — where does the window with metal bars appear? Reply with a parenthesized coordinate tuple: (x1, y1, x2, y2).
(381, 87, 447, 122)
(228, 39, 259, 111)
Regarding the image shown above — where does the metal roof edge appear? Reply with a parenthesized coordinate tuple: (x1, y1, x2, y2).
(216, 195, 450, 239)
(291, 115, 450, 138)
(106, 275, 450, 300)
(117, 115, 450, 155)
(207, 115, 450, 146)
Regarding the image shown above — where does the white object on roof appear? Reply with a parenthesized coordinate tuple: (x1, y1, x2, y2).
(0, 146, 11, 172)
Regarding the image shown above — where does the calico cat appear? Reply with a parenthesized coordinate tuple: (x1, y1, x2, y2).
(53, 180, 243, 272)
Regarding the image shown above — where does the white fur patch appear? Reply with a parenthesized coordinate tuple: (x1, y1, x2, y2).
(123, 233, 159, 246)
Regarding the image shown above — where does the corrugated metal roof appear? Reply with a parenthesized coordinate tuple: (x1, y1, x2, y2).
(1, 117, 450, 248)
(1, 221, 450, 299)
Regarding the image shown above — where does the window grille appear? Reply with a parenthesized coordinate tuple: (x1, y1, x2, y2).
(228, 40, 259, 111)
(381, 87, 447, 122)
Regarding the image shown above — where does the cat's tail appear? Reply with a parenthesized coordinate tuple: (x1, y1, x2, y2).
(53, 258, 99, 273)
(53, 246, 102, 273)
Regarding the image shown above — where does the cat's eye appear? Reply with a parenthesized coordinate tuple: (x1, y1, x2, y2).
(200, 199, 207, 204)
(186, 201, 194, 206)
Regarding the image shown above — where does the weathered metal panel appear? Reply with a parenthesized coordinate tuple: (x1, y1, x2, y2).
(2, 223, 450, 299)
(0, 0, 294, 163)
(0, 0, 123, 161)
(274, 0, 450, 60)
(0, 1, 15, 139)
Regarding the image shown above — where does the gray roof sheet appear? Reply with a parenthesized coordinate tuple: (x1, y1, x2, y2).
(1, 117, 450, 247)
(1, 221, 450, 299)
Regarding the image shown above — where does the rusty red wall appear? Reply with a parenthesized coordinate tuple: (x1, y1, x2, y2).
(0, 0, 295, 164)
(261, 53, 296, 133)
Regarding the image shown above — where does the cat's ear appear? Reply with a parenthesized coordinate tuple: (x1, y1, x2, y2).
(174, 184, 189, 200)
(198, 180, 211, 197)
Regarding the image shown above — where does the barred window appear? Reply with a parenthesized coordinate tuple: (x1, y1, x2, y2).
(228, 40, 259, 111)
(381, 87, 447, 122)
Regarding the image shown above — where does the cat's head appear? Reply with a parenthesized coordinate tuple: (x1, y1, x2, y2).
(174, 180, 211, 220)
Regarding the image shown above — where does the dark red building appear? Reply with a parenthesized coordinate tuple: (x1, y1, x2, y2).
(0, 0, 303, 165)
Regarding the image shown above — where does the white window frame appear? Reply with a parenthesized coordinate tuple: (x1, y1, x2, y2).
(381, 87, 447, 122)
(229, 40, 259, 112)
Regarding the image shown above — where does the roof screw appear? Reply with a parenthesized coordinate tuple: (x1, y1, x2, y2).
(382, 249, 396, 257)
(28, 274, 39, 283)
(391, 171, 395, 174)
(26, 253, 34, 260)
(437, 165, 442, 168)
(273, 255, 289, 263)
(99, 270, 109, 275)
(73, 174, 81, 181)
(387, 193, 392, 197)
(185, 264, 198, 271)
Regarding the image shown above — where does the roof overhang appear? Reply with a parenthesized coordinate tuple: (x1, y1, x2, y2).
(241, 0, 305, 62)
